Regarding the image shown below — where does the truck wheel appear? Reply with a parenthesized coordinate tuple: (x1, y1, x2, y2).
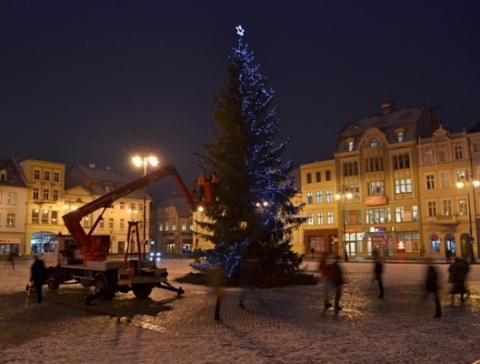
(132, 285, 152, 298)
(47, 274, 60, 290)
(94, 275, 115, 301)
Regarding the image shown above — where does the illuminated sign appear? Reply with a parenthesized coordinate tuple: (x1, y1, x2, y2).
(397, 241, 406, 252)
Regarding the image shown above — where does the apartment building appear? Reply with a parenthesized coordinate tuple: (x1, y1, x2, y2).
(0, 158, 28, 256)
(19, 159, 66, 255)
(301, 102, 441, 260)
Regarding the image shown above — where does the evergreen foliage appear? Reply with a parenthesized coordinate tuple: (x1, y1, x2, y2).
(196, 26, 305, 280)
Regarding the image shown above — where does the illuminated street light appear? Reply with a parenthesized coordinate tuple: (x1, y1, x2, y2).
(335, 191, 353, 262)
(132, 154, 159, 259)
(456, 172, 479, 263)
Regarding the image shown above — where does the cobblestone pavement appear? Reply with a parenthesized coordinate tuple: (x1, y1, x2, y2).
(0, 258, 479, 364)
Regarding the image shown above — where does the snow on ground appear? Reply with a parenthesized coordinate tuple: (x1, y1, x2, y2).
(1, 257, 479, 364)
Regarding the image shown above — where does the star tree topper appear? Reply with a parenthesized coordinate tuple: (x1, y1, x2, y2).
(236, 25, 245, 37)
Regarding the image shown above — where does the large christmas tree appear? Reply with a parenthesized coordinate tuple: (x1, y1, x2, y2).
(197, 25, 304, 280)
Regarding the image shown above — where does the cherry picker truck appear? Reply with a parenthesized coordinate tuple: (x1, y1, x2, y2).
(43, 165, 208, 305)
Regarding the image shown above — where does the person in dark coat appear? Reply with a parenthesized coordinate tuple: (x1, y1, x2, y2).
(330, 255, 344, 313)
(448, 257, 470, 303)
(373, 249, 384, 299)
(30, 255, 46, 305)
(424, 260, 441, 318)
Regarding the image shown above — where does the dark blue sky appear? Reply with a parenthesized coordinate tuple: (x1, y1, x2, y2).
(1, 1, 479, 192)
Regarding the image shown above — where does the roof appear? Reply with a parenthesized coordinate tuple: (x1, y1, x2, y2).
(72, 164, 131, 184)
(0, 159, 27, 188)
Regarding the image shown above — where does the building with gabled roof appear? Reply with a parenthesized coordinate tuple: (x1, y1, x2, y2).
(0, 157, 28, 257)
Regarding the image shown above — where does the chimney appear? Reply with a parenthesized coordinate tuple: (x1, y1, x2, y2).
(381, 101, 395, 115)
(88, 163, 96, 169)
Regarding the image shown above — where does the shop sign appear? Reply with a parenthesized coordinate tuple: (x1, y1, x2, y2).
(365, 196, 388, 206)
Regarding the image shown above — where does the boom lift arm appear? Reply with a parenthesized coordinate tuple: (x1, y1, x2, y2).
(62, 165, 198, 262)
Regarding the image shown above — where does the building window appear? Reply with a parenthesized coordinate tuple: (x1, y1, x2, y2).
(317, 212, 324, 225)
(343, 161, 359, 176)
(120, 202, 125, 210)
(370, 138, 378, 148)
(369, 181, 384, 196)
(158, 224, 163, 232)
(395, 178, 412, 194)
(442, 200, 452, 216)
(53, 189, 59, 201)
(306, 173, 312, 184)
(458, 198, 468, 215)
(83, 216, 90, 228)
(347, 139, 355, 151)
(426, 174, 435, 190)
(34, 169, 40, 180)
(440, 172, 450, 188)
(306, 192, 313, 204)
(44, 171, 50, 181)
(395, 205, 418, 222)
(456, 171, 467, 182)
(438, 147, 447, 162)
(307, 213, 313, 225)
(365, 157, 383, 172)
(108, 218, 113, 229)
(424, 148, 433, 164)
(7, 192, 16, 205)
(42, 209, 49, 224)
(315, 172, 321, 182)
(327, 211, 334, 224)
(473, 142, 480, 153)
(326, 189, 333, 202)
(120, 218, 125, 229)
(396, 130, 404, 143)
(393, 154, 410, 170)
(454, 145, 464, 160)
(32, 209, 39, 223)
(51, 211, 58, 224)
(7, 213, 15, 227)
(365, 208, 391, 224)
(316, 191, 323, 203)
(99, 219, 104, 229)
(397, 231, 420, 253)
(43, 188, 50, 200)
(33, 188, 39, 200)
(325, 170, 331, 181)
(430, 234, 441, 254)
(181, 222, 187, 231)
(53, 172, 60, 182)
(172, 223, 177, 231)
(345, 185, 360, 198)
(427, 201, 437, 217)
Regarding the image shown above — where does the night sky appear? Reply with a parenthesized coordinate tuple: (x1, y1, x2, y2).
(1, 1, 479, 193)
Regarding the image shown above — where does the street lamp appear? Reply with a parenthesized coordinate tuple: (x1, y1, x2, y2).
(456, 172, 479, 263)
(335, 191, 353, 262)
(132, 155, 159, 259)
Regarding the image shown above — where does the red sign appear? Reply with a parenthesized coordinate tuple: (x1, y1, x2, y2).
(397, 241, 406, 253)
(365, 196, 388, 206)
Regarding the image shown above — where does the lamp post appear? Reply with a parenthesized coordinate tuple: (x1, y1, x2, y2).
(335, 191, 353, 262)
(456, 172, 479, 264)
(132, 155, 159, 260)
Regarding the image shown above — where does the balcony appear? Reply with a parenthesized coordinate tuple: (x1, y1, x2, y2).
(429, 214, 458, 225)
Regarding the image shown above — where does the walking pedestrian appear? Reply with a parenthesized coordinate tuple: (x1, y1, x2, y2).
(424, 260, 441, 318)
(238, 253, 265, 309)
(372, 249, 384, 299)
(30, 255, 46, 305)
(8, 252, 15, 270)
(445, 248, 452, 264)
(319, 253, 333, 310)
(448, 257, 470, 303)
(310, 247, 315, 258)
(209, 264, 225, 321)
(330, 255, 344, 314)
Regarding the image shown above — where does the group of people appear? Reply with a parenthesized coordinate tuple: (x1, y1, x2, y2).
(318, 250, 471, 319)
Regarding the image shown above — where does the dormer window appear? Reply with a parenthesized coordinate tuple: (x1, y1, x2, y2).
(0, 170, 7, 181)
(370, 138, 378, 148)
(347, 138, 355, 151)
(396, 129, 405, 143)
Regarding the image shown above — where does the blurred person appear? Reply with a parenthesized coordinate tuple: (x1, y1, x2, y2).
(424, 260, 441, 318)
(8, 252, 15, 270)
(372, 249, 384, 299)
(319, 253, 333, 310)
(238, 253, 265, 309)
(445, 248, 452, 264)
(330, 255, 344, 313)
(448, 257, 470, 303)
(209, 264, 225, 321)
(30, 255, 46, 305)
